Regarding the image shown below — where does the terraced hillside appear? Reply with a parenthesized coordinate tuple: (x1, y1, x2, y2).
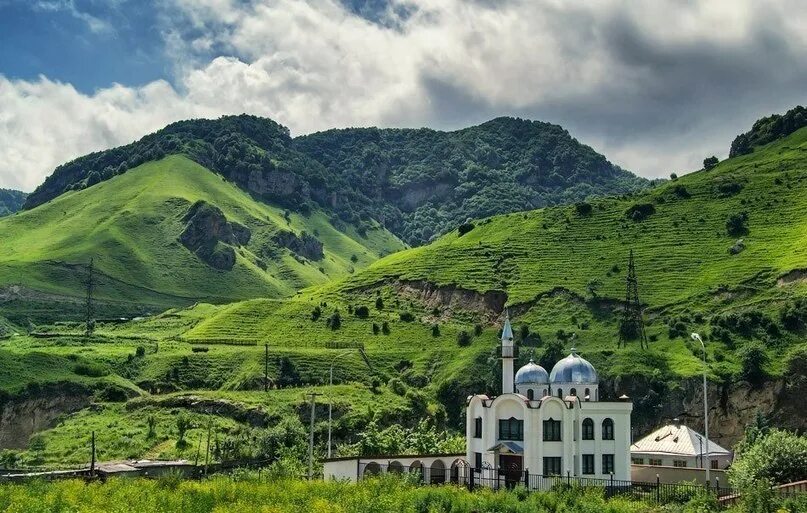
(0, 155, 402, 323)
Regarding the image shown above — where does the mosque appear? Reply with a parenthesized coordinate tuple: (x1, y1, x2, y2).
(466, 315, 633, 483)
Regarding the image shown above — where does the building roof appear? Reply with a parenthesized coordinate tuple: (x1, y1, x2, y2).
(515, 359, 549, 385)
(549, 348, 598, 384)
(488, 441, 523, 454)
(631, 423, 731, 457)
(501, 315, 514, 342)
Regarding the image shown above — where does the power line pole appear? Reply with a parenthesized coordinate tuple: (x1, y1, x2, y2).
(84, 258, 95, 337)
(264, 343, 269, 392)
(618, 250, 647, 349)
(90, 430, 96, 476)
(204, 420, 213, 476)
(306, 392, 321, 480)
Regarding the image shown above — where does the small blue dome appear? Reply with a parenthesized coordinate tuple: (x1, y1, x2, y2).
(515, 359, 549, 385)
(549, 349, 598, 384)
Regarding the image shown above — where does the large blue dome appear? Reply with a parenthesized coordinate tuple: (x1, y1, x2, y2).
(549, 350, 598, 384)
(515, 359, 549, 385)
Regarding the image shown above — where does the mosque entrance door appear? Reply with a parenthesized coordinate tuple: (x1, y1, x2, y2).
(499, 455, 522, 489)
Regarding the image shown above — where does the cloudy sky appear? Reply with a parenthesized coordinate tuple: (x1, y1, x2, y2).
(1, 0, 806, 191)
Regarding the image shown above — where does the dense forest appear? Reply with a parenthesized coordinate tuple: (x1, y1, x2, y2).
(24, 116, 648, 245)
(0, 189, 27, 216)
(730, 105, 807, 157)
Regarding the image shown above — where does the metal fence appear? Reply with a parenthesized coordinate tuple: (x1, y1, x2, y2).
(356, 461, 738, 504)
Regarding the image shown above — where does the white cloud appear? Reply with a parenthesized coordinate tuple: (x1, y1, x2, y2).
(2, 0, 807, 191)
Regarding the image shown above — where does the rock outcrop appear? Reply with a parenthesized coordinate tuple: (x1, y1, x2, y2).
(271, 230, 324, 261)
(179, 201, 251, 270)
(0, 384, 92, 449)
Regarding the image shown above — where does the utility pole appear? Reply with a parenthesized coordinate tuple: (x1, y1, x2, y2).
(618, 250, 647, 349)
(84, 258, 95, 337)
(204, 420, 213, 476)
(306, 392, 321, 480)
(264, 343, 269, 392)
(691, 333, 711, 486)
(90, 430, 96, 476)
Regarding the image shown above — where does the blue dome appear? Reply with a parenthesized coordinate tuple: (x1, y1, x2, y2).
(549, 350, 598, 384)
(515, 359, 549, 385)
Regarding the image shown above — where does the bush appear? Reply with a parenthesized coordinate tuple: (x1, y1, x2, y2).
(354, 305, 370, 318)
(135, 346, 146, 357)
(388, 378, 407, 396)
(670, 184, 690, 198)
(311, 306, 322, 321)
(372, 323, 380, 335)
(574, 202, 593, 216)
(474, 324, 483, 336)
(457, 222, 475, 236)
(715, 180, 743, 197)
(191, 346, 209, 353)
(780, 298, 807, 331)
(703, 156, 719, 170)
(625, 203, 656, 221)
(738, 343, 769, 384)
(399, 311, 415, 322)
(456, 330, 472, 347)
(431, 325, 440, 337)
(73, 362, 109, 377)
(375, 297, 384, 310)
(730, 429, 807, 490)
(382, 321, 390, 335)
(326, 311, 341, 330)
(726, 212, 749, 236)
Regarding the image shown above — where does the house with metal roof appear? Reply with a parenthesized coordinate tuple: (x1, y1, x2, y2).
(631, 421, 732, 470)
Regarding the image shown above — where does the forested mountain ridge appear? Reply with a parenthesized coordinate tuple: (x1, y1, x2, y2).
(0, 189, 27, 216)
(24, 115, 649, 245)
(730, 105, 807, 157)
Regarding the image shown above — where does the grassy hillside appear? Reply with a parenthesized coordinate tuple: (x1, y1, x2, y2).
(0, 155, 403, 323)
(0, 188, 26, 216)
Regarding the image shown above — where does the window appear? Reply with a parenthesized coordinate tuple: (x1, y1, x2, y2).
(584, 388, 590, 400)
(498, 417, 523, 441)
(602, 454, 615, 474)
(582, 454, 595, 474)
(557, 389, 563, 398)
(570, 388, 577, 396)
(602, 418, 614, 440)
(711, 460, 719, 470)
(543, 457, 562, 476)
(582, 418, 594, 440)
(542, 388, 548, 397)
(649, 458, 662, 466)
(474, 452, 482, 470)
(474, 417, 482, 438)
(527, 389, 534, 400)
(673, 460, 687, 468)
(632, 457, 645, 465)
(543, 419, 562, 441)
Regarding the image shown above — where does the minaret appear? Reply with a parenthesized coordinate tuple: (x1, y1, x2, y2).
(501, 312, 515, 394)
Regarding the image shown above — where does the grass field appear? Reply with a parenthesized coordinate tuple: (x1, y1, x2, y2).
(0, 155, 403, 323)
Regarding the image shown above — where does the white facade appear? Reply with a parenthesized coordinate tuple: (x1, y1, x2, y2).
(465, 316, 633, 482)
(631, 422, 732, 470)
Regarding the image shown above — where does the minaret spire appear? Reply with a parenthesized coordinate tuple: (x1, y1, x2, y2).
(500, 309, 515, 394)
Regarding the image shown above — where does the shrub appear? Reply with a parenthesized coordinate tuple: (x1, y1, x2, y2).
(135, 346, 146, 357)
(457, 222, 475, 236)
(326, 311, 341, 330)
(175, 414, 191, 449)
(431, 325, 440, 337)
(726, 212, 749, 236)
(311, 306, 322, 321)
(73, 362, 108, 377)
(625, 202, 656, 221)
(191, 346, 209, 353)
(375, 297, 384, 310)
(670, 184, 690, 198)
(738, 343, 769, 384)
(780, 298, 807, 331)
(381, 321, 390, 335)
(456, 330, 472, 347)
(399, 311, 415, 322)
(474, 324, 483, 336)
(715, 180, 743, 197)
(670, 172, 678, 180)
(730, 429, 807, 490)
(354, 305, 370, 318)
(574, 202, 593, 216)
(703, 155, 719, 170)
(388, 378, 407, 396)
(372, 323, 380, 335)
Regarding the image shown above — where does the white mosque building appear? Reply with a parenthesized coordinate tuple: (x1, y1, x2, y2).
(465, 316, 633, 483)
(325, 315, 634, 485)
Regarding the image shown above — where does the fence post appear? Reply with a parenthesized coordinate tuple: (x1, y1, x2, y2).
(469, 468, 474, 491)
(524, 469, 529, 489)
(609, 473, 614, 498)
(356, 459, 360, 482)
(656, 474, 660, 503)
(567, 470, 571, 487)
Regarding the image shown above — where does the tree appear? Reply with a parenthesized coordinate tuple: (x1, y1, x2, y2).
(703, 156, 719, 170)
(175, 414, 191, 449)
(729, 429, 807, 490)
(147, 415, 157, 438)
(539, 339, 565, 369)
(586, 278, 602, 299)
(575, 202, 593, 216)
(457, 222, 475, 236)
(670, 172, 678, 180)
(382, 321, 390, 335)
(326, 310, 342, 330)
(276, 356, 302, 388)
(375, 297, 384, 310)
(372, 323, 380, 335)
(738, 343, 768, 384)
(431, 324, 440, 337)
(354, 305, 369, 318)
(311, 306, 322, 321)
(726, 212, 749, 236)
(457, 330, 472, 347)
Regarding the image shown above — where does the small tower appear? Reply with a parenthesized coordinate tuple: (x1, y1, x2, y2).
(500, 312, 515, 394)
(618, 249, 648, 349)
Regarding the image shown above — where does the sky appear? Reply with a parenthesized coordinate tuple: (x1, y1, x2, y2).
(1, 0, 806, 192)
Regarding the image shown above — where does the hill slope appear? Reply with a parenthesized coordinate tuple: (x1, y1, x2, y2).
(0, 155, 402, 323)
(24, 115, 649, 246)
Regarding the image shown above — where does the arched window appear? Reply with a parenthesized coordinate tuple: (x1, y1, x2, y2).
(527, 389, 534, 400)
(557, 388, 563, 398)
(602, 418, 614, 440)
(542, 388, 548, 397)
(584, 388, 591, 401)
(570, 388, 577, 396)
(498, 417, 523, 441)
(582, 418, 594, 440)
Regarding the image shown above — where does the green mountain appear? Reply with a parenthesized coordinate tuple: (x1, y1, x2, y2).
(24, 115, 648, 246)
(0, 155, 402, 323)
(730, 105, 806, 157)
(0, 189, 27, 216)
